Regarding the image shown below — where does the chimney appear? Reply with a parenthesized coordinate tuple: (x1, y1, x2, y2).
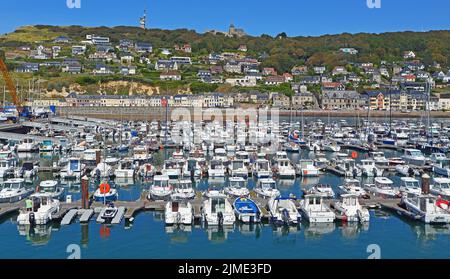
(421, 173, 430, 195)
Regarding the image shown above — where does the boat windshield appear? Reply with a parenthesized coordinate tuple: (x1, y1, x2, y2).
(232, 161, 244, 169)
(409, 150, 423, 157)
(0, 161, 7, 168)
(258, 161, 269, 170)
(437, 182, 450, 189)
(404, 181, 420, 188)
(343, 196, 357, 206)
(261, 181, 276, 190)
(6, 182, 21, 189)
(211, 198, 225, 213)
(230, 180, 245, 188)
(154, 180, 168, 187)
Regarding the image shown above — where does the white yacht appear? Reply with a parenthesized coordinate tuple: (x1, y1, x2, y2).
(337, 179, 367, 197)
(358, 159, 383, 177)
(224, 177, 249, 197)
(430, 177, 450, 199)
(297, 159, 320, 177)
(275, 158, 296, 179)
(364, 177, 400, 198)
(306, 184, 335, 199)
(267, 197, 301, 226)
(0, 178, 33, 203)
(300, 194, 335, 223)
(335, 158, 362, 177)
(16, 161, 39, 179)
(402, 148, 427, 166)
(202, 195, 235, 226)
(402, 193, 450, 224)
(229, 159, 248, 178)
(254, 178, 280, 199)
(333, 194, 370, 223)
(17, 193, 60, 225)
(0, 158, 15, 178)
(171, 179, 196, 200)
(369, 151, 389, 167)
(165, 201, 194, 225)
(148, 175, 173, 200)
(114, 159, 136, 178)
(17, 138, 38, 152)
(91, 161, 114, 179)
(399, 177, 421, 196)
(60, 158, 86, 180)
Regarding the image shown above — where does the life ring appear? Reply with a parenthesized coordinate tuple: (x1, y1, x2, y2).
(99, 182, 110, 194)
(146, 164, 152, 172)
(303, 170, 308, 175)
(351, 151, 358, 159)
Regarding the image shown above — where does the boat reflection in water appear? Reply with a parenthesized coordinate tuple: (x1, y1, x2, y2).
(409, 223, 450, 241)
(339, 222, 369, 239)
(299, 177, 321, 189)
(271, 224, 300, 244)
(236, 222, 263, 239)
(206, 226, 234, 243)
(165, 225, 193, 244)
(114, 178, 135, 188)
(17, 224, 55, 246)
(61, 180, 81, 194)
(303, 222, 336, 238)
(277, 179, 296, 190)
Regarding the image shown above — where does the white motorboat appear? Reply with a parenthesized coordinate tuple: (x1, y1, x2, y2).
(297, 159, 320, 177)
(333, 194, 370, 223)
(430, 153, 450, 177)
(162, 159, 186, 179)
(171, 179, 196, 200)
(235, 151, 250, 164)
(254, 178, 280, 199)
(38, 180, 64, 200)
(91, 161, 114, 179)
(395, 164, 420, 176)
(0, 178, 33, 203)
(208, 159, 226, 178)
(148, 175, 173, 200)
(322, 140, 341, 152)
(224, 177, 249, 197)
(430, 177, 450, 199)
(229, 159, 248, 178)
(16, 161, 39, 179)
(364, 177, 400, 198)
(138, 163, 155, 178)
(402, 193, 450, 224)
(358, 159, 383, 177)
(17, 193, 60, 225)
(212, 148, 228, 163)
(202, 195, 235, 226)
(253, 159, 272, 179)
(334, 158, 362, 177)
(165, 201, 193, 225)
(0, 158, 15, 178)
(60, 158, 86, 180)
(267, 197, 301, 226)
(306, 184, 335, 198)
(17, 138, 38, 152)
(114, 159, 136, 178)
(300, 194, 335, 223)
(275, 158, 296, 179)
(399, 177, 422, 196)
(402, 148, 427, 166)
(369, 151, 390, 167)
(337, 179, 367, 197)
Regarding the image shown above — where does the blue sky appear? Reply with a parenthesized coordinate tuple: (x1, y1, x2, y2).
(1, 0, 449, 36)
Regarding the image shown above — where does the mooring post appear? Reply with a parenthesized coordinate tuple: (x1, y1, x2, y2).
(81, 175, 89, 209)
(421, 173, 430, 195)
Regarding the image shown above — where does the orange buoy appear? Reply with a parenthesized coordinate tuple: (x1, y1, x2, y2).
(99, 182, 110, 194)
(351, 151, 358, 159)
(100, 225, 110, 238)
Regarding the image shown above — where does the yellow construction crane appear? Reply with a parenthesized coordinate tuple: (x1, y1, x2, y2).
(0, 58, 22, 113)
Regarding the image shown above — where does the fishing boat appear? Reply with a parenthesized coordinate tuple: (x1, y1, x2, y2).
(358, 159, 383, 177)
(297, 159, 320, 177)
(93, 182, 118, 202)
(401, 193, 450, 224)
(171, 179, 196, 200)
(402, 148, 427, 166)
(274, 158, 296, 179)
(430, 177, 450, 199)
(17, 193, 60, 225)
(335, 158, 362, 177)
(37, 180, 64, 200)
(254, 178, 280, 199)
(333, 194, 370, 223)
(60, 158, 86, 180)
(233, 197, 261, 223)
(337, 179, 367, 197)
(267, 196, 301, 226)
(399, 177, 422, 196)
(253, 159, 272, 179)
(364, 177, 400, 198)
(165, 201, 194, 225)
(0, 178, 33, 203)
(17, 138, 38, 152)
(299, 194, 335, 223)
(368, 151, 389, 168)
(114, 158, 136, 178)
(430, 153, 450, 177)
(224, 177, 249, 197)
(202, 195, 235, 226)
(148, 175, 173, 200)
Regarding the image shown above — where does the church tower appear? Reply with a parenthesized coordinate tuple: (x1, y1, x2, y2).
(140, 9, 147, 29)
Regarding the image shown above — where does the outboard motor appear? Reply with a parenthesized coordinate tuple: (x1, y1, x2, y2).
(29, 212, 35, 227)
(352, 168, 358, 179)
(408, 167, 415, 177)
(217, 211, 224, 227)
(95, 169, 101, 180)
(281, 208, 290, 226)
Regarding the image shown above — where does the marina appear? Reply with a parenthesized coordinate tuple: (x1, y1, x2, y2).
(1, 112, 450, 258)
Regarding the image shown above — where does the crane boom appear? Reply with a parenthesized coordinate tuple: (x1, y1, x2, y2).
(0, 58, 22, 113)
